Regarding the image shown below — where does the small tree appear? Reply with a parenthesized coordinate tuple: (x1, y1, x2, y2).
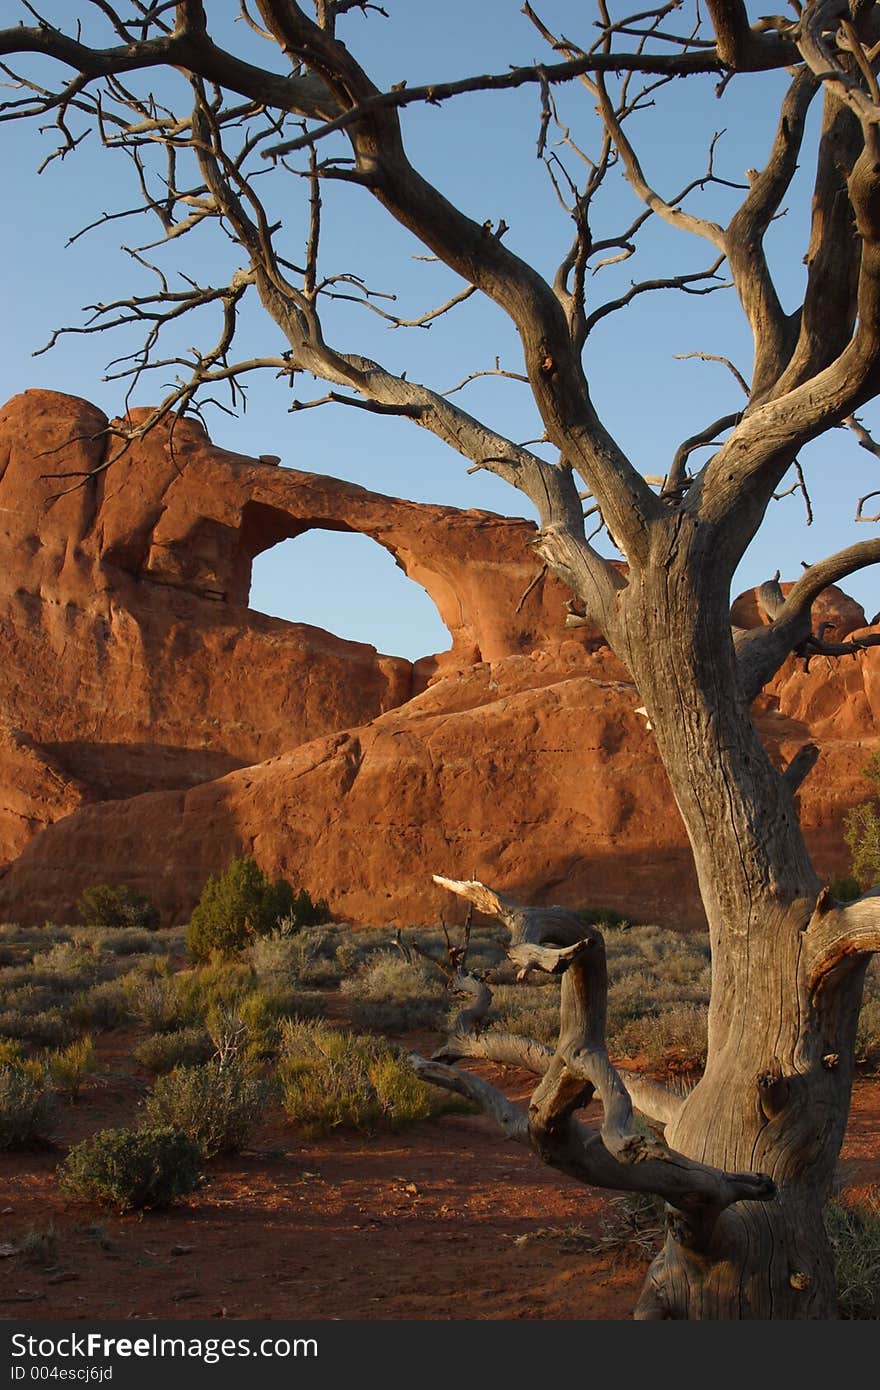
(77, 884, 160, 932)
(187, 854, 327, 960)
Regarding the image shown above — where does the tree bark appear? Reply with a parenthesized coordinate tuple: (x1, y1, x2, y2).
(610, 517, 867, 1318)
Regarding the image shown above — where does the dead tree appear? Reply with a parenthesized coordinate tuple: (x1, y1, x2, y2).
(4, 0, 880, 1318)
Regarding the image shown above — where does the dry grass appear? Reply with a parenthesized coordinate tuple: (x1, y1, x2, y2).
(826, 1186, 880, 1318)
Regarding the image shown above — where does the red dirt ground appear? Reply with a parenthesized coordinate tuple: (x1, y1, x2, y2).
(1, 1031, 877, 1322)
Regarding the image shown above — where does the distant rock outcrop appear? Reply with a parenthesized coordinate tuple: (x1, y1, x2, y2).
(0, 388, 876, 928)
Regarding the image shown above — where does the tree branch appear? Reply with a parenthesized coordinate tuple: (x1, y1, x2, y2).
(724, 68, 818, 402)
(736, 542, 880, 699)
(806, 886, 880, 985)
(254, 1, 665, 568)
(705, 0, 799, 70)
(426, 875, 773, 1226)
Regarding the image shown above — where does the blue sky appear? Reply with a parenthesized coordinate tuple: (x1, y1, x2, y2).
(4, 2, 880, 660)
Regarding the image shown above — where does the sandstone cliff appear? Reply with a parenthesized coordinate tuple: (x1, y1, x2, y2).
(0, 389, 875, 928)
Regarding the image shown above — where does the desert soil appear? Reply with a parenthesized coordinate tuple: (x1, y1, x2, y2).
(1, 1031, 878, 1322)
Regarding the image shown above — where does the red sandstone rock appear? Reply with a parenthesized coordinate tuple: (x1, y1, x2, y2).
(730, 580, 866, 637)
(0, 388, 878, 928)
(0, 390, 586, 840)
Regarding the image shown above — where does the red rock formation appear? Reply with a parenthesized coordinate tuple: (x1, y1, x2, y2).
(0, 390, 585, 850)
(0, 388, 877, 929)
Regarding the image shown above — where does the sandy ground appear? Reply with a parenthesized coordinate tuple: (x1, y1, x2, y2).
(1, 1032, 877, 1322)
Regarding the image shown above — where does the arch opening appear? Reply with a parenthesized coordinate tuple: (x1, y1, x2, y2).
(248, 528, 452, 663)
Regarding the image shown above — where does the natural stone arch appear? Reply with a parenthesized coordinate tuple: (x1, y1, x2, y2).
(247, 521, 453, 662)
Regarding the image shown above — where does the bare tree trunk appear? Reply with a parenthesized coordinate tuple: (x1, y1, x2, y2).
(617, 524, 867, 1318)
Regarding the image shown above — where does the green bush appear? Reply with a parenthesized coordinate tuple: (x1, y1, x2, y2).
(2, 965, 82, 995)
(59, 1127, 203, 1212)
(0, 1065, 58, 1149)
(142, 1062, 268, 1156)
(829, 876, 861, 903)
(278, 888, 333, 931)
(133, 1027, 215, 1075)
(0, 1038, 28, 1068)
(4, 983, 67, 1015)
(278, 1019, 451, 1136)
(77, 884, 160, 932)
(278, 927, 343, 988)
(187, 857, 328, 961)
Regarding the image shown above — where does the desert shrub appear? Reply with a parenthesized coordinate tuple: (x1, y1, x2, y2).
(31, 942, 100, 979)
(70, 981, 131, 1032)
(234, 987, 324, 1061)
(249, 922, 342, 987)
(248, 928, 303, 984)
(48, 1036, 97, 1102)
(0, 923, 68, 948)
(577, 906, 630, 929)
(142, 1062, 268, 1156)
(856, 997, 880, 1068)
(4, 983, 68, 1015)
(175, 960, 257, 1021)
(826, 1190, 880, 1318)
(59, 1127, 203, 1212)
(368, 1050, 441, 1122)
(0, 965, 82, 995)
(187, 856, 326, 962)
(129, 976, 193, 1034)
(0, 1007, 74, 1049)
(133, 1027, 215, 1075)
(340, 951, 448, 1032)
(0, 1038, 27, 1067)
(0, 1065, 58, 1148)
(18, 1223, 60, 1267)
(612, 1003, 709, 1070)
(334, 937, 372, 974)
(278, 1019, 448, 1135)
(116, 954, 174, 986)
(76, 884, 160, 932)
(843, 753, 880, 889)
(279, 927, 343, 987)
(488, 981, 561, 1045)
(72, 926, 158, 956)
(250, 931, 314, 986)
